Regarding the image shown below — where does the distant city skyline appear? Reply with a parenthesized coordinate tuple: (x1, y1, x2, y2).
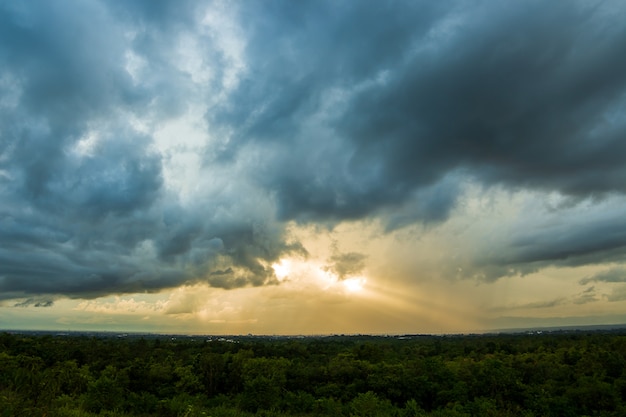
(2, 0, 626, 335)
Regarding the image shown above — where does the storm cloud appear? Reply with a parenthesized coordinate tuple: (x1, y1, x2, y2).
(1, 0, 626, 302)
(215, 0, 626, 219)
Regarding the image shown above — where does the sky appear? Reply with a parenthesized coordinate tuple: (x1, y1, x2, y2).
(2, 0, 626, 335)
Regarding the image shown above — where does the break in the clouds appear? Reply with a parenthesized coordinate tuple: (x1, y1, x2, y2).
(1, 0, 626, 317)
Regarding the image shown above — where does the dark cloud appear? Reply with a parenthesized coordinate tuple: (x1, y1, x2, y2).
(341, 2, 626, 198)
(215, 1, 445, 145)
(214, 0, 626, 226)
(0, 0, 303, 301)
(2, 0, 626, 302)
(211, 0, 452, 223)
(13, 298, 55, 308)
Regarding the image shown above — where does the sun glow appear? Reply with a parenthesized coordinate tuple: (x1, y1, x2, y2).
(272, 259, 292, 281)
(271, 256, 370, 295)
(342, 277, 366, 293)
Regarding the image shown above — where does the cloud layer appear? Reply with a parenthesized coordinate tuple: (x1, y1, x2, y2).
(1, 0, 626, 305)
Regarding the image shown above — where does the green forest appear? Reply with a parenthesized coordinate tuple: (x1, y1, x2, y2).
(2, 330, 626, 417)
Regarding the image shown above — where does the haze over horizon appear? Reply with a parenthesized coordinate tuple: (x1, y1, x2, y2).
(2, 0, 626, 335)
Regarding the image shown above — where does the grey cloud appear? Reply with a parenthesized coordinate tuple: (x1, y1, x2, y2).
(0, 0, 305, 301)
(381, 174, 462, 232)
(606, 286, 626, 302)
(0, 198, 302, 299)
(215, 1, 444, 144)
(580, 268, 626, 285)
(340, 1, 626, 198)
(458, 205, 626, 282)
(13, 298, 55, 308)
(324, 248, 367, 280)
(213, 0, 626, 228)
(506, 220, 626, 269)
(0, 1, 139, 195)
(573, 286, 598, 305)
(3, 0, 626, 301)
(211, 1, 452, 223)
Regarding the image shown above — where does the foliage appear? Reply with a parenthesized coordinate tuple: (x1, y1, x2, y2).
(1, 330, 626, 416)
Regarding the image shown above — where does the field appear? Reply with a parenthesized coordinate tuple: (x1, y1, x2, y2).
(2, 330, 626, 416)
